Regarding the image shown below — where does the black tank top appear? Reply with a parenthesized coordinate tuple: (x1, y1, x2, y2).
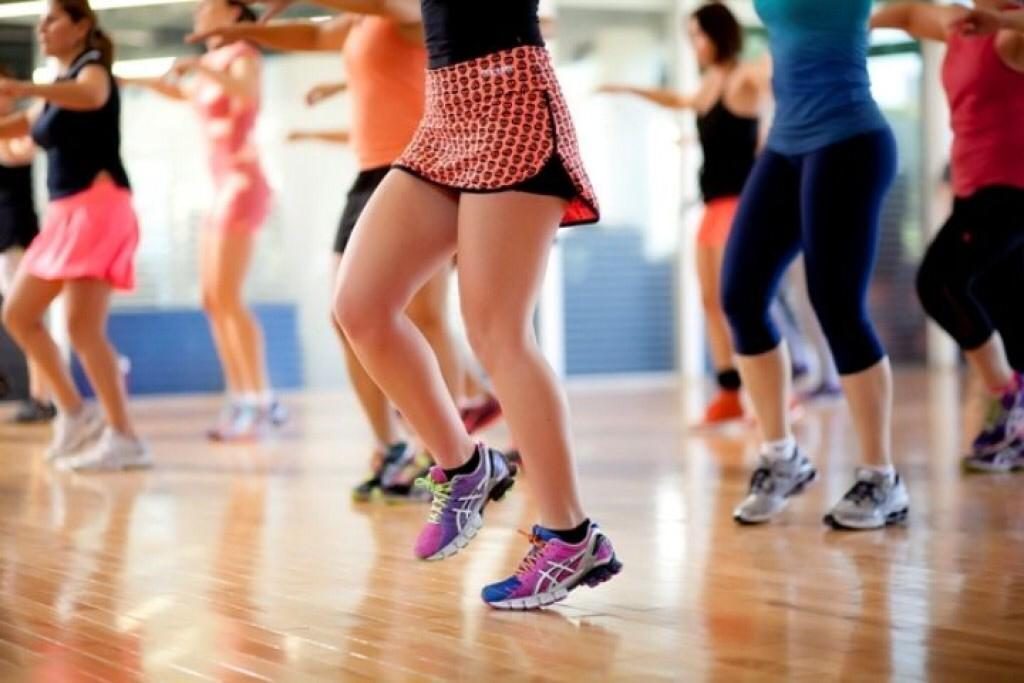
(31, 50, 131, 199)
(696, 98, 758, 202)
(0, 160, 35, 211)
(422, 0, 545, 69)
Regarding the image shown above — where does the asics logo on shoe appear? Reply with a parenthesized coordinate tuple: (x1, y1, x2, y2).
(534, 553, 585, 596)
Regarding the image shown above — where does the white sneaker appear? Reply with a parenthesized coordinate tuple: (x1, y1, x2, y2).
(60, 428, 152, 472)
(824, 468, 909, 530)
(733, 447, 817, 524)
(46, 405, 104, 462)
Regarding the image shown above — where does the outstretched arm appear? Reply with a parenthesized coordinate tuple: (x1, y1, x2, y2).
(287, 128, 350, 144)
(595, 85, 696, 110)
(119, 75, 187, 100)
(870, 2, 966, 42)
(0, 64, 110, 112)
(187, 14, 356, 52)
(253, 0, 420, 23)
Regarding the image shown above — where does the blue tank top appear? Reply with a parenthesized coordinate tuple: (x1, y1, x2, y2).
(756, 0, 887, 154)
(31, 50, 131, 199)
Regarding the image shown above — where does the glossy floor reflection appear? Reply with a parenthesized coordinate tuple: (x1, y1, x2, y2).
(1, 370, 1022, 681)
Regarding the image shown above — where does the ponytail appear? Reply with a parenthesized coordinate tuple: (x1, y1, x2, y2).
(227, 0, 259, 24)
(88, 26, 115, 68)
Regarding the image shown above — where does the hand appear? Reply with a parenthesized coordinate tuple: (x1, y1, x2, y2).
(953, 9, 1004, 37)
(305, 83, 345, 107)
(169, 55, 202, 78)
(595, 84, 630, 96)
(0, 77, 31, 99)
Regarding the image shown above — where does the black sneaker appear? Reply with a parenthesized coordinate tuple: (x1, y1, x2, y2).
(12, 399, 58, 424)
(352, 442, 418, 503)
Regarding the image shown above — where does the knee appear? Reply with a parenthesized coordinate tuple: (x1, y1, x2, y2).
(333, 284, 393, 348)
(721, 276, 772, 346)
(916, 254, 963, 318)
(807, 294, 882, 375)
(200, 286, 222, 316)
(463, 308, 525, 373)
(0, 299, 26, 339)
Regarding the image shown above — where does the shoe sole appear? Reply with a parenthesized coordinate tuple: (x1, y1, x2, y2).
(486, 555, 624, 611)
(733, 468, 818, 525)
(823, 507, 909, 531)
(422, 462, 518, 562)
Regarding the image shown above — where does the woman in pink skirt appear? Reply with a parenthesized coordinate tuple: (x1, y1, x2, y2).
(329, 0, 621, 610)
(124, 0, 281, 441)
(0, 0, 149, 470)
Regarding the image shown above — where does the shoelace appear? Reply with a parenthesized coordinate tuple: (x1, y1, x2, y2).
(749, 466, 775, 494)
(844, 480, 882, 505)
(415, 476, 452, 524)
(514, 529, 549, 577)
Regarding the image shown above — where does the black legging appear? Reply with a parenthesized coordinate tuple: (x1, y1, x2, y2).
(916, 185, 1024, 372)
(722, 128, 896, 375)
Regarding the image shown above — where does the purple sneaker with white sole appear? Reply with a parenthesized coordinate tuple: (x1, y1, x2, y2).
(482, 522, 622, 610)
(413, 444, 517, 561)
(971, 376, 1024, 457)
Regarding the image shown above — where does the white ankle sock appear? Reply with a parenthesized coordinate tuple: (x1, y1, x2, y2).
(866, 464, 896, 481)
(761, 436, 796, 461)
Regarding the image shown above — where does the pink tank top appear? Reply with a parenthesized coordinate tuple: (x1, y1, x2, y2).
(193, 41, 264, 179)
(942, 24, 1024, 197)
(342, 17, 426, 170)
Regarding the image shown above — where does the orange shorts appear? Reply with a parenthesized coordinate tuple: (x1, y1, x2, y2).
(697, 196, 741, 248)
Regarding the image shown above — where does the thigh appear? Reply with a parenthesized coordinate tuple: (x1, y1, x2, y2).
(457, 192, 563, 331)
(202, 229, 257, 298)
(337, 170, 459, 311)
(64, 279, 113, 330)
(722, 151, 802, 304)
(800, 130, 897, 300)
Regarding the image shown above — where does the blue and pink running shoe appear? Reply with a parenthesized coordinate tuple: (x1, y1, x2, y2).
(482, 522, 622, 610)
(414, 445, 518, 561)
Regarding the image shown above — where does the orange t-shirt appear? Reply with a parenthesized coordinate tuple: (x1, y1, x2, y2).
(343, 17, 427, 170)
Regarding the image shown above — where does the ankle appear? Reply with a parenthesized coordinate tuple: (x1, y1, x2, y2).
(761, 435, 796, 461)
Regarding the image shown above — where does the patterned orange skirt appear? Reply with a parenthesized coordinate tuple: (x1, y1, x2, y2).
(394, 46, 599, 227)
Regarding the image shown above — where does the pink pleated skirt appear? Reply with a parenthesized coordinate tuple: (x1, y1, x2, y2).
(23, 179, 139, 290)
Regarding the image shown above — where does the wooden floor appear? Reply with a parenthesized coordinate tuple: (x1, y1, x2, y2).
(1, 370, 1023, 682)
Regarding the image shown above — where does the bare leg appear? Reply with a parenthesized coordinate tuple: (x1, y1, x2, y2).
(736, 343, 794, 443)
(458, 191, 585, 530)
(0, 248, 50, 402)
(200, 228, 247, 396)
(334, 171, 471, 468)
(696, 243, 735, 372)
(1, 273, 81, 412)
(964, 332, 1015, 393)
(64, 279, 135, 436)
(406, 266, 464, 400)
(839, 358, 893, 467)
(329, 254, 403, 454)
